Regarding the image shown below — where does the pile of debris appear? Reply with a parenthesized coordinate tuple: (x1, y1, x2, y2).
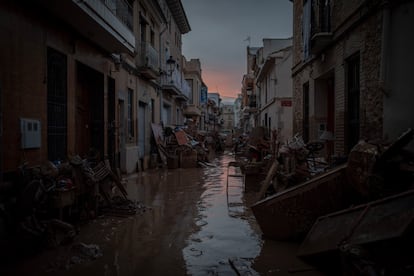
(250, 128, 414, 275)
(0, 152, 141, 262)
(150, 123, 224, 169)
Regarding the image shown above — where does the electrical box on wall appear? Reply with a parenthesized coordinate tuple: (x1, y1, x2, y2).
(20, 118, 41, 149)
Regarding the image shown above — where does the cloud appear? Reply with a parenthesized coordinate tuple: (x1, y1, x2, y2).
(182, 0, 293, 97)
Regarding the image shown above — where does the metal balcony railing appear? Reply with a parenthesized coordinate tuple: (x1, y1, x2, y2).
(100, 0, 133, 31)
(161, 69, 190, 99)
(181, 79, 191, 99)
(138, 42, 159, 69)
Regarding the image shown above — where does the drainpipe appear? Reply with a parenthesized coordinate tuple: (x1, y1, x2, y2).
(380, 1, 391, 98)
(159, 24, 168, 125)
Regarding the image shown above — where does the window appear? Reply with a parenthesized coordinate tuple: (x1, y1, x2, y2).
(318, 0, 331, 32)
(128, 89, 134, 138)
(303, 82, 310, 143)
(150, 29, 155, 46)
(140, 22, 146, 42)
(186, 79, 194, 104)
(302, 0, 312, 60)
(47, 47, 67, 161)
(163, 103, 172, 125)
(151, 99, 155, 122)
(346, 54, 360, 151)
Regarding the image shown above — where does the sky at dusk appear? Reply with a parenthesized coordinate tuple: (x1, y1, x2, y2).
(181, 0, 293, 102)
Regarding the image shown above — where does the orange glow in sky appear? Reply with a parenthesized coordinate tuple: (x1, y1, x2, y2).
(181, 1, 293, 104)
(202, 69, 241, 100)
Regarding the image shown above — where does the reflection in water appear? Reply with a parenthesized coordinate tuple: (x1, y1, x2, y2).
(1, 153, 323, 276)
(183, 154, 262, 275)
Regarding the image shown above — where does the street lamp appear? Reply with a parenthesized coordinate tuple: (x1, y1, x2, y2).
(166, 56, 175, 76)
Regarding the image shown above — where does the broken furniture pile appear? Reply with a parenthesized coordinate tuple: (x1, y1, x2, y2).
(0, 153, 138, 261)
(234, 127, 285, 191)
(252, 128, 414, 275)
(151, 123, 223, 169)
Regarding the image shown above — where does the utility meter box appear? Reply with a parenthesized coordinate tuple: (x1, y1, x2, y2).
(20, 118, 41, 149)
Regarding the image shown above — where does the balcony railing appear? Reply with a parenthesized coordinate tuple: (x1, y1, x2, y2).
(242, 73, 254, 88)
(310, 0, 332, 54)
(161, 69, 190, 100)
(181, 79, 191, 99)
(138, 42, 159, 70)
(36, 0, 135, 53)
(100, 0, 133, 31)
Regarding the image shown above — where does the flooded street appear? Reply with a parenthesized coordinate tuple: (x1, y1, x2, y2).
(1, 152, 320, 276)
(183, 155, 261, 275)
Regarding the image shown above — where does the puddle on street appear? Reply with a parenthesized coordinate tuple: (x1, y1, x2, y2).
(0, 152, 321, 276)
(183, 154, 262, 275)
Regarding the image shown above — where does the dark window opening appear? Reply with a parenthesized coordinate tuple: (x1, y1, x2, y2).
(107, 77, 116, 167)
(303, 82, 310, 143)
(128, 89, 134, 138)
(47, 47, 67, 161)
(318, 0, 331, 32)
(346, 54, 360, 151)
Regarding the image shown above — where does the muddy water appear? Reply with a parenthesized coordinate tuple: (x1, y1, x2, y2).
(183, 154, 261, 275)
(1, 153, 322, 275)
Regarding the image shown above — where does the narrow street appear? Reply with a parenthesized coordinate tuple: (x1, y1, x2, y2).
(1, 1, 414, 275)
(1, 152, 321, 276)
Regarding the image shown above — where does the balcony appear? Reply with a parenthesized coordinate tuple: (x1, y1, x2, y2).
(241, 95, 258, 114)
(242, 73, 254, 89)
(161, 69, 189, 101)
(35, 0, 135, 54)
(176, 79, 191, 101)
(137, 42, 159, 79)
(183, 104, 201, 116)
(310, 1, 332, 55)
(242, 105, 258, 115)
(311, 32, 332, 55)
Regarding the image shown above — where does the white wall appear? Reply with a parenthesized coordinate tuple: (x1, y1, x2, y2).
(275, 51, 293, 98)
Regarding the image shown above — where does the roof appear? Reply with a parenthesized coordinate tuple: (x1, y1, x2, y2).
(248, 47, 260, 55)
(166, 0, 191, 34)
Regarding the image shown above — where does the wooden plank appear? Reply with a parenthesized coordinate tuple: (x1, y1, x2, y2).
(174, 130, 189, 145)
(151, 123, 165, 145)
(257, 160, 278, 200)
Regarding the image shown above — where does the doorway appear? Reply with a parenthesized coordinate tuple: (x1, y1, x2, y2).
(315, 72, 335, 136)
(138, 102, 146, 159)
(75, 62, 104, 157)
(118, 99, 125, 171)
(47, 48, 67, 161)
(346, 54, 360, 152)
(107, 77, 116, 167)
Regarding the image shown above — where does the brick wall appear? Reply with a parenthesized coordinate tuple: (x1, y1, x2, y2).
(292, 0, 384, 156)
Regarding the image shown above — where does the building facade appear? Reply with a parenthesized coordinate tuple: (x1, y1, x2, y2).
(206, 92, 222, 132)
(0, 0, 136, 175)
(133, 0, 190, 171)
(240, 47, 260, 133)
(0, 0, 192, 176)
(255, 38, 293, 143)
(291, 0, 414, 155)
(183, 57, 203, 127)
(233, 94, 243, 130)
(220, 104, 235, 132)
